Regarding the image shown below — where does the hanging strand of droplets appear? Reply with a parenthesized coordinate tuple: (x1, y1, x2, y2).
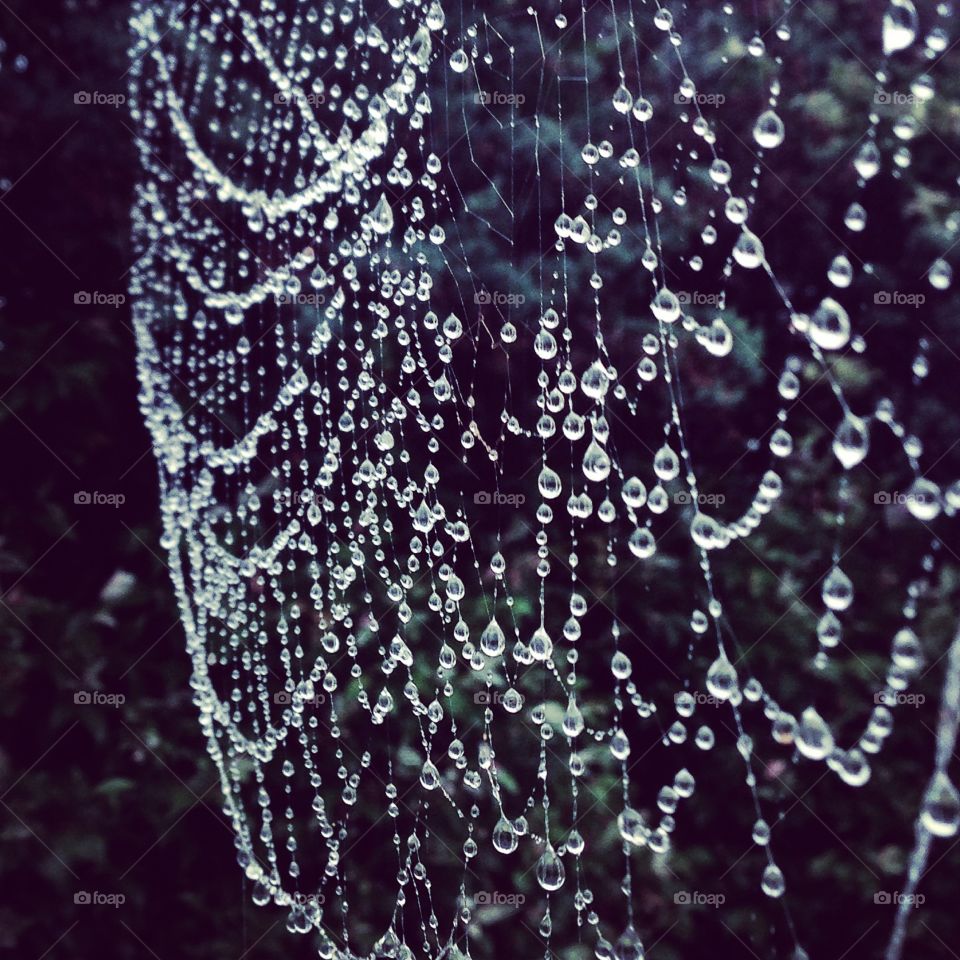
(127, 1, 960, 958)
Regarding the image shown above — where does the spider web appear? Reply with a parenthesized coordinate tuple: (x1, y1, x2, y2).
(128, 0, 960, 957)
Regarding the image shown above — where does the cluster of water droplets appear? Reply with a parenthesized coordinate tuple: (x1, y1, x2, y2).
(127, 0, 960, 958)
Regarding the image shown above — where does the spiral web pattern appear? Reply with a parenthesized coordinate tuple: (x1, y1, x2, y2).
(128, 0, 960, 957)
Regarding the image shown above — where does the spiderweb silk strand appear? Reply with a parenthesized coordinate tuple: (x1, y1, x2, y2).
(128, 0, 960, 957)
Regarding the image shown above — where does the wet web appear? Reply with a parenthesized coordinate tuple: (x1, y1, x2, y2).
(128, 0, 960, 958)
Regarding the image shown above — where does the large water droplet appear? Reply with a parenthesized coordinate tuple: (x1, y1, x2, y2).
(420, 760, 441, 790)
(833, 412, 870, 469)
(796, 707, 834, 760)
(810, 297, 851, 351)
(883, 0, 918, 55)
(753, 109, 785, 149)
(536, 844, 566, 891)
(370, 193, 394, 235)
(613, 925, 645, 960)
(761, 863, 786, 898)
(538, 466, 563, 500)
(706, 653, 738, 701)
(921, 771, 960, 837)
(480, 617, 506, 657)
(493, 816, 518, 853)
(822, 566, 854, 611)
(651, 287, 681, 323)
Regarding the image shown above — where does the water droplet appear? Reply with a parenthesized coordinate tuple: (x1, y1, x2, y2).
(538, 466, 563, 500)
(651, 287, 681, 323)
(536, 844, 566, 891)
(822, 566, 854, 611)
(493, 816, 518, 853)
(761, 863, 786, 898)
(883, 0, 918, 54)
(796, 707, 834, 760)
(833, 412, 870, 469)
(753, 110, 785, 149)
(733, 229, 765, 269)
(613, 924, 645, 960)
(853, 141, 881, 180)
(480, 617, 506, 657)
(420, 760, 441, 790)
(449, 49, 469, 73)
(616, 805, 646, 845)
(921, 771, 960, 837)
(653, 444, 680, 481)
(810, 297, 851, 351)
(370, 193, 394, 235)
(706, 653, 738, 701)
(905, 477, 941, 521)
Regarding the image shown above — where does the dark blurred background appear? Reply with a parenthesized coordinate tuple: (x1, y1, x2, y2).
(2, 1, 960, 958)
